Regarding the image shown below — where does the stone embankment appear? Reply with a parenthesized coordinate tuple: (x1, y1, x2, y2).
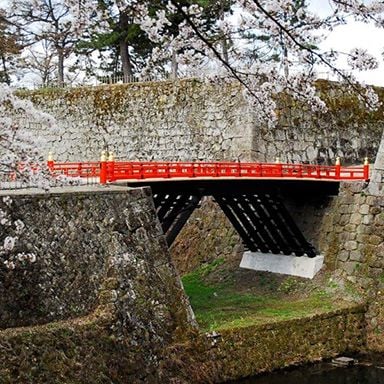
(0, 186, 192, 383)
(23, 79, 383, 164)
(0, 186, 374, 383)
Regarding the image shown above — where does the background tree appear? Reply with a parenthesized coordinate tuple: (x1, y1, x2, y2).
(0, 10, 22, 84)
(8, 0, 79, 86)
(22, 41, 57, 87)
(75, 0, 155, 81)
(133, 0, 382, 124)
(74, 0, 232, 81)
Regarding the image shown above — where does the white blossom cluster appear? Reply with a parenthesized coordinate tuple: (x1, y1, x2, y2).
(0, 197, 36, 269)
(58, 1, 382, 121)
(0, 84, 59, 189)
(347, 48, 379, 71)
(132, 0, 382, 122)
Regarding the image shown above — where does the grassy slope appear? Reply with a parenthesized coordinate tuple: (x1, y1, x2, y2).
(182, 258, 352, 331)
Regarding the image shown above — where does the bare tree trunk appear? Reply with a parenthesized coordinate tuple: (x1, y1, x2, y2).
(120, 40, 133, 82)
(57, 49, 64, 87)
(220, 0, 229, 63)
(222, 37, 229, 63)
(1, 55, 10, 84)
(171, 49, 178, 79)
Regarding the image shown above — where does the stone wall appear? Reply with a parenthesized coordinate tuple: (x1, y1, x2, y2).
(0, 186, 193, 383)
(318, 181, 384, 351)
(165, 304, 366, 383)
(24, 79, 384, 165)
(171, 192, 338, 276)
(26, 81, 255, 162)
(171, 197, 242, 275)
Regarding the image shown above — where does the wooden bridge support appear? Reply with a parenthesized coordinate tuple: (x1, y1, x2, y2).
(213, 193, 317, 257)
(153, 193, 201, 246)
(152, 185, 317, 257)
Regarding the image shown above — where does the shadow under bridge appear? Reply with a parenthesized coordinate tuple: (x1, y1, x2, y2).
(126, 179, 340, 258)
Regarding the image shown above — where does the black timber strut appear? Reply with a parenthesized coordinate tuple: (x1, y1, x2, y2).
(127, 180, 331, 255)
(153, 193, 201, 246)
(213, 193, 317, 257)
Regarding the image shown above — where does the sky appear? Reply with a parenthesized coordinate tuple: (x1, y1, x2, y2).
(309, 0, 384, 86)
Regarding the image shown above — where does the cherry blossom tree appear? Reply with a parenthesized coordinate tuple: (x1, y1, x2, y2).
(132, 0, 383, 124)
(0, 84, 55, 188)
(0, 84, 57, 268)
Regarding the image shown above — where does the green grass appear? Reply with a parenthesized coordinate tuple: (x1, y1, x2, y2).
(182, 266, 338, 331)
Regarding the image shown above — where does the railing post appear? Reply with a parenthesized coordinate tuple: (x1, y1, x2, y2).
(335, 157, 341, 179)
(364, 157, 370, 181)
(275, 157, 283, 177)
(100, 151, 107, 185)
(47, 151, 54, 172)
(108, 151, 115, 182)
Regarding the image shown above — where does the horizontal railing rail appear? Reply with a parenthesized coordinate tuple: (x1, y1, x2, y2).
(0, 158, 370, 189)
(55, 160, 370, 184)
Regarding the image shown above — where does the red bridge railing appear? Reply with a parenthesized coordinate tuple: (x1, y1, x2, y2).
(47, 156, 370, 185)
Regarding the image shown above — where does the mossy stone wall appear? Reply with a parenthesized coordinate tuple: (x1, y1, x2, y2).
(171, 197, 242, 275)
(0, 186, 193, 382)
(24, 79, 384, 165)
(318, 181, 384, 351)
(0, 187, 373, 382)
(164, 305, 366, 383)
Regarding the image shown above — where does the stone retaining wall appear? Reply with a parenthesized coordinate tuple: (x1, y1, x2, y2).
(0, 187, 373, 382)
(24, 80, 384, 165)
(0, 186, 192, 382)
(318, 181, 384, 351)
(165, 304, 366, 383)
(171, 197, 242, 275)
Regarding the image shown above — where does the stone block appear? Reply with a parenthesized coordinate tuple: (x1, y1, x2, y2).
(350, 213, 362, 225)
(344, 224, 357, 232)
(340, 232, 356, 242)
(366, 196, 377, 205)
(240, 252, 324, 279)
(374, 213, 384, 226)
(340, 214, 352, 226)
(359, 204, 370, 215)
(370, 206, 382, 215)
(338, 250, 350, 262)
(342, 261, 359, 275)
(349, 251, 362, 262)
(345, 241, 358, 251)
(369, 235, 383, 246)
(362, 214, 373, 225)
(357, 234, 371, 244)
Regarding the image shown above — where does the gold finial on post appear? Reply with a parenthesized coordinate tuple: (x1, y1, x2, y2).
(275, 157, 280, 163)
(364, 157, 370, 181)
(101, 150, 107, 162)
(335, 157, 341, 179)
(47, 151, 54, 171)
(108, 151, 114, 162)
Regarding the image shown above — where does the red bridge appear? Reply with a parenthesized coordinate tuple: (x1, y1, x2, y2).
(37, 157, 373, 259)
(47, 158, 370, 184)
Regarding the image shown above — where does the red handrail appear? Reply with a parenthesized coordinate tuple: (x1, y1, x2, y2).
(48, 160, 370, 184)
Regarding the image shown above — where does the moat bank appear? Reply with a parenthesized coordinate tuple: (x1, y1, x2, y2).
(0, 186, 375, 383)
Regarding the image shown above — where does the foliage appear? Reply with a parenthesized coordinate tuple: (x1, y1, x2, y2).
(0, 10, 22, 84)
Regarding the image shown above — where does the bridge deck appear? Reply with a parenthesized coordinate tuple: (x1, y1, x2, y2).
(47, 160, 369, 184)
(1, 160, 369, 190)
